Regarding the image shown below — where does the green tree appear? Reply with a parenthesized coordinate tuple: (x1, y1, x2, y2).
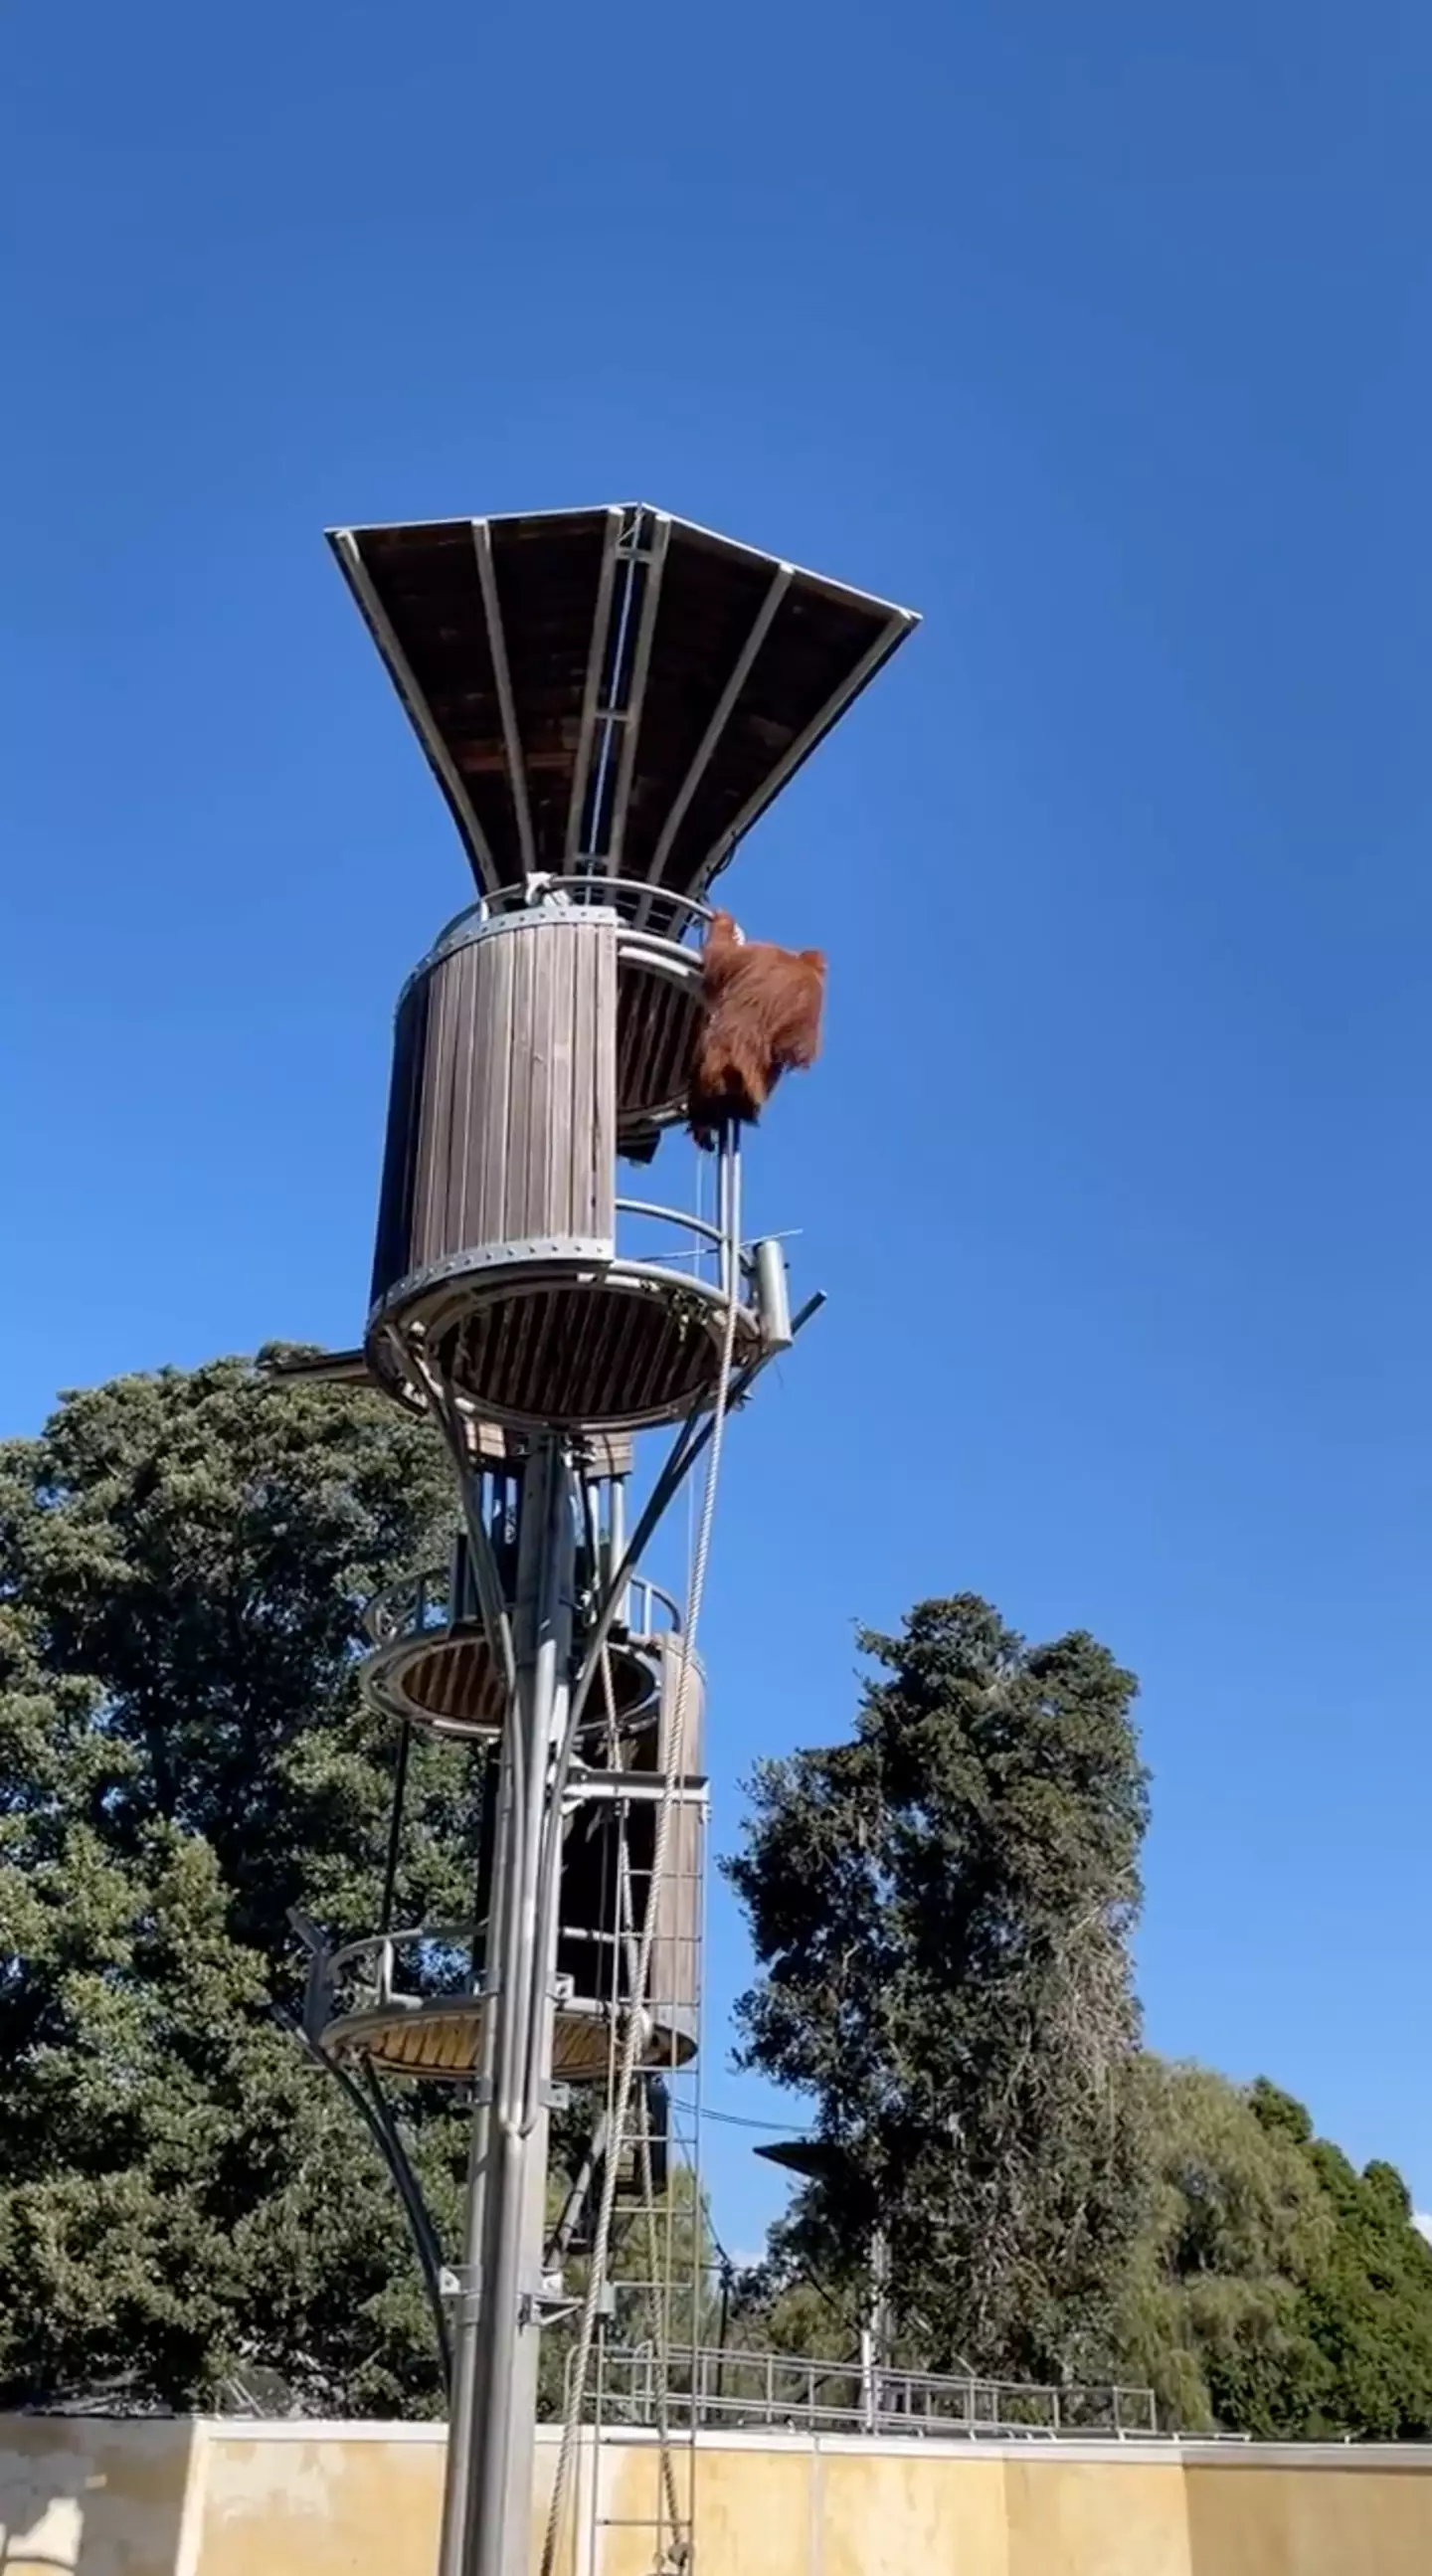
(724, 1593, 1150, 2383)
(0, 1355, 472, 2412)
(1117, 2062, 1333, 2434)
(1114, 2068, 1432, 2439)
(1256, 2090, 1432, 2440)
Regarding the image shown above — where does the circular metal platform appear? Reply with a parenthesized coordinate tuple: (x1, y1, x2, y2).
(320, 1987, 696, 2084)
(364, 1619, 660, 1741)
(368, 1261, 761, 1434)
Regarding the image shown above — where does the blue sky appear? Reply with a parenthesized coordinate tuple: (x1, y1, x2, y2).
(5, 1, 1432, 2258)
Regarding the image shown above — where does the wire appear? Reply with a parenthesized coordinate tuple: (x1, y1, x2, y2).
(671, 2102, 812, 2135)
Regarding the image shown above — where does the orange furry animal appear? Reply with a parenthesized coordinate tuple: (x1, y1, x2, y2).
(687, 909, 826, 1149)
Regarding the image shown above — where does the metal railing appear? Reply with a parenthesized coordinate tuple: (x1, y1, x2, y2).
(582, 2344, 1159, 2443)
(364, 1563, 453, 1648)
(480, 876, 714, 937)
(319, 1923, 480, 2027)
(363, 1560, 682, 1652)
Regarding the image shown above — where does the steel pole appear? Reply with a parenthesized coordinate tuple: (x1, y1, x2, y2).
(458, 1434, 574, 2576)
(437, 1723, 512, 2576)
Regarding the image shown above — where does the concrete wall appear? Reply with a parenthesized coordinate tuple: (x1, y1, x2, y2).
(6, 2416, 1432, 2576)
(0, 2418, 199, 2576)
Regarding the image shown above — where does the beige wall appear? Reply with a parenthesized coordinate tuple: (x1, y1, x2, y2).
(6, 2415, 1432, 2576)
(0, 2418, 196, 2576)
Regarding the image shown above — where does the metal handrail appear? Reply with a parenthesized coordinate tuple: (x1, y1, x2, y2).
(427, 878, 713, 959)
(580, 2343, 1160, 2443)
(624, 1572, 682, 1638)
(326, 1922, 480, 1996)
(364, 1564, 450, 1647)
(364, 1562, 683, 1651)
(484, 876, 713, 934)
(614, 1186, 743, 1298)
(617, 1197, 728, 1251)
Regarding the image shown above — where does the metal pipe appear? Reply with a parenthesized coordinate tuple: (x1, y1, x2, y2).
(753, 1237, 793, 1351)
(608, 1475, 628, 1632)
(378, 1723, 412, 1939)
(403, 1337, 517, 1705)
(436, 1727, 515, 2576)
(641, 564, 794, 901)
(546, 2110, 610, 2273)
(472, 520, 537, 879)
(279, 2006, 452, 2395)
(615, 1197, 728, 1249)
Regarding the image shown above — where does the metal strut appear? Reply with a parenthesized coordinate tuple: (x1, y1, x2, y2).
(442, 1433, 576, 2576)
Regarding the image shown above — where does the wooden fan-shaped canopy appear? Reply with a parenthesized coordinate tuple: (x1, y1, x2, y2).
(329, 504, 918, 905)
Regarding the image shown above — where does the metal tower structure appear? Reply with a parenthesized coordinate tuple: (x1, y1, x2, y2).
(278, 505, 918, 2576)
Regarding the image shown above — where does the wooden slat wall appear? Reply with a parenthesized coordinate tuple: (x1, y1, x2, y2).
(647, 1640, 705, 2026)
(372, 917, 618, 1307)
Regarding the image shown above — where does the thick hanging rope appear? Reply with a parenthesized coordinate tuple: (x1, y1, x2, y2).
(540, 1219, 741, 2576)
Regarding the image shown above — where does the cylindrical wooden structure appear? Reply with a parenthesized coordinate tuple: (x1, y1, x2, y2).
(554, 1632, 705, 2067)
(366, 907, 755, 1430)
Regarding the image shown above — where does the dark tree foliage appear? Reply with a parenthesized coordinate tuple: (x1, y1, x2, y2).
(0, 1355, 473, 2414)
(1258, 2091, 1432, 2439)
(8, 1376, 1431, 2441)
(725, 1593, 1151, 2382)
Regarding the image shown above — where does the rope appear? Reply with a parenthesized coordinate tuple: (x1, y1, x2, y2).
(540, 1197, 740, 2576)
(618, 1834, 684, 2549)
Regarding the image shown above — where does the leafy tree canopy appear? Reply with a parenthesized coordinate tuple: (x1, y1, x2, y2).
(0, 1355, 469, 2412)
(6, 1372, 1430, 2442)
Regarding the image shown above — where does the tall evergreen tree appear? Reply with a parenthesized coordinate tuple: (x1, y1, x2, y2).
(724, 1593, 1150, 2382)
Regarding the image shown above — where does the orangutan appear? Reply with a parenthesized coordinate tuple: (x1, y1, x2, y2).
(687, 909, 825, 1149)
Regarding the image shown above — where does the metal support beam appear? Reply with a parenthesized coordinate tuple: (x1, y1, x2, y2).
(442, 1434, 575, 2576)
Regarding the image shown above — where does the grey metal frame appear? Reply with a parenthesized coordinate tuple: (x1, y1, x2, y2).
(328, 528, 499, 879)
(586, 2345, 1160, 2443)
(472, 519, 537, 878)
(564, 510, 625, 867)
(634, 560, 794, 931)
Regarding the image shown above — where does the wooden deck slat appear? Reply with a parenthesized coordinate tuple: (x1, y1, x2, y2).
(327, 1995, 695, 2083)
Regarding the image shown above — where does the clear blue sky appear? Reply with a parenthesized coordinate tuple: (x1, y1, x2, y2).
(4, 2, 1431, 2259)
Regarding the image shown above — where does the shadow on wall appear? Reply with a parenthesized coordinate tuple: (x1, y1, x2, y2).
(0, 2420, 195, 2576)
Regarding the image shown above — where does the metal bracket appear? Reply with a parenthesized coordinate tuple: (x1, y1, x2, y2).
(441, 2265, 484, 2325)
(564, 1768, 710, 1807)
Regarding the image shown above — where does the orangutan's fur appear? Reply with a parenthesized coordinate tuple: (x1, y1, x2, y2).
(687, 909, 826, 1148)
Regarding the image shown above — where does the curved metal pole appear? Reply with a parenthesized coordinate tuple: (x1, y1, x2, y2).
(394, 1328, 517, 1704)
(277, 2009, 452, 2392)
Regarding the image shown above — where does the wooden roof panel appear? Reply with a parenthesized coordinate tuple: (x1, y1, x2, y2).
(328, 506, 917, 899)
